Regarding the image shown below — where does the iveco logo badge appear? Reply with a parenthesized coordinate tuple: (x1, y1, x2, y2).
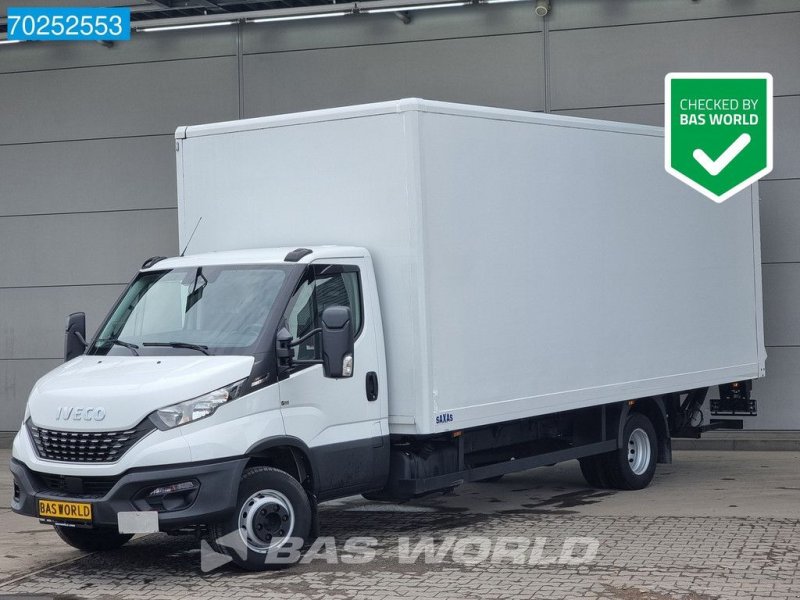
(56, 407, 106, 421)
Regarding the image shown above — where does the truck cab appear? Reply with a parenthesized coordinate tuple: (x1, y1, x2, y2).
(11, 246, 389, 568)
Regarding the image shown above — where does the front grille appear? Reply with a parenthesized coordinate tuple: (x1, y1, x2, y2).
(27, 418, 155, 463)
(34, 471, 119, 498)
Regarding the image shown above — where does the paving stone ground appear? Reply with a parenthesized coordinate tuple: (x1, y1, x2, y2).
(1, 450, 799, 600)
(2, 512, 799, 600)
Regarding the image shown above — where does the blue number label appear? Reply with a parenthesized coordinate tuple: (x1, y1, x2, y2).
(7, 7, 130, 41)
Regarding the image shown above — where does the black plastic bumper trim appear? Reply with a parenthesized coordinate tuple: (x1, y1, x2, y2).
(10, 456, 248, 530)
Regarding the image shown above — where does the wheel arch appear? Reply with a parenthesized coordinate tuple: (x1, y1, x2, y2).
(618, 397, 672, 464)
(244, 437, 318, 494)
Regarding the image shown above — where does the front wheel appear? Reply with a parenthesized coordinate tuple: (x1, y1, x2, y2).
(54, 525, 132, 552)
(209, 466, 313, 571)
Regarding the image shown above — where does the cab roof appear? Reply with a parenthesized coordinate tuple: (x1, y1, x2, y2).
(141, 246, 368, 272)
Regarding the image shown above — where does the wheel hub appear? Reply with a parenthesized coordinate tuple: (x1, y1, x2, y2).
(628, 427, 651, 476)
(238, 490, 295, 553)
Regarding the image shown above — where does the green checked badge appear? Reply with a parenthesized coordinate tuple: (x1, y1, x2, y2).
(665, 73, 773, 203)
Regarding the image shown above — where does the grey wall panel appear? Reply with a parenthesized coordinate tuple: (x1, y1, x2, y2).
(0, 135, 176, 216)
(0, 285, 126, 360)
(751, 347, 800, 429)
(548, 0, 800, 31)
(762, 264, 800, 347)
(0, 56, 238, 144)
(553, 104, 662, 126)
(554, 97, 800, 181)
(772, 96, 800, 181)
(0, 359, 61, 430)
(0, 209, 178, 288)
(549, 13, 800, 110)
(243, 5, 540, 54)
(244, 33, 544, 117)
(760, 180, 800, 264)
(0, 28, 237, 74)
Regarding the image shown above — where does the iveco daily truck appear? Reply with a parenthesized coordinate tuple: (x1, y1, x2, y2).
(10, 100, 765, 570)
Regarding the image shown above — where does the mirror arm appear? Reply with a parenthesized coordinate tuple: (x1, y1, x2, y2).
(276, 327, 324, 372)
(74, 330, 88, 348)
(284, 329, 323, 366)
(288, 328, 321, 348)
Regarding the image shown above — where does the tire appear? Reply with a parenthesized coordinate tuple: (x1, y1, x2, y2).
(209, 466, 313, 571)
(604, 412, 658, 490)
(579, 455, 610, 489)
(54, 525, 132, 552)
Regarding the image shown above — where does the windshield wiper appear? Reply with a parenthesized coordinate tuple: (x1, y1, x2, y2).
(96, 338, 140, 356)
(143, 342, 210, 355)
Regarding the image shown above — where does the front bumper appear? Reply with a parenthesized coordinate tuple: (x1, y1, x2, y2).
(10, 456, 248, 530)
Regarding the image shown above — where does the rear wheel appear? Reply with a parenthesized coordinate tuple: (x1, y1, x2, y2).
(604, 412, 658, 490)
(578, 455, 610, 488)
(54, 525, 132, 552)
(209, 466, 313, 571)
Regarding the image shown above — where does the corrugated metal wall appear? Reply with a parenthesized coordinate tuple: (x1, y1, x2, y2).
(1, 0, 798, 429)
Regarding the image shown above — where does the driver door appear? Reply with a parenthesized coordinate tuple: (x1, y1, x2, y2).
(278, 260, 385, 498)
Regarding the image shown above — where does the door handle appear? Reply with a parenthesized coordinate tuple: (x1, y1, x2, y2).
(366, 371, 379, 401)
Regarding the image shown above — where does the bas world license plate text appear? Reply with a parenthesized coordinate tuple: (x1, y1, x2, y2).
(38, 499, 92, 522)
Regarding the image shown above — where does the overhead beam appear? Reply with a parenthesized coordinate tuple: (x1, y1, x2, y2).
(145, 0, 226, 9)
(130, 0, 483, 28)
(0, 0, 516, 37)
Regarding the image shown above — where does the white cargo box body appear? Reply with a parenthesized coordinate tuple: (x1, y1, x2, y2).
(176, 99, 765, 436)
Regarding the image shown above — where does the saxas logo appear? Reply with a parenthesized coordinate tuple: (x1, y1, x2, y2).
(436, 413, 453, 425)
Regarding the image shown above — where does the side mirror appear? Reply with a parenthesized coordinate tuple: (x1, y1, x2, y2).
(321, 306, 354, 379)
(64, 312, 87, 362)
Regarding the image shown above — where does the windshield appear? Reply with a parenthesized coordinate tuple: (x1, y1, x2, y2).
(90, 265, 290, 356)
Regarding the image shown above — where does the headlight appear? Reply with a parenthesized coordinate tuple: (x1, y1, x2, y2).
(149, 379, 246, 430)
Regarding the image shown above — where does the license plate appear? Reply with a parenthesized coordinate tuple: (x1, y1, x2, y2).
(38, 499, 92, 522)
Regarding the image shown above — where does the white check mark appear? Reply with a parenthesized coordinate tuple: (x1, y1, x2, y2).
(692, 133, 751, 176)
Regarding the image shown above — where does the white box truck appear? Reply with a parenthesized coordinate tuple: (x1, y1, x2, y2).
(10, 99, 765, 569)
